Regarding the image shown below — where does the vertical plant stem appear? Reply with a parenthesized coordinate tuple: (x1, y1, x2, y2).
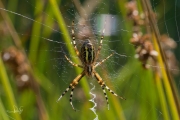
(0, 1, 49, 119)
(38, 4, 54, 71)
(7, 0, 18, 23)
(140, 1, 173, 119)
(28, 0, 43, 64)
(141, 0, 179, 119)
(117, 0, 134, 55)
(0, 0, 22, 49)
(153, 33, 179, 120)
(155, 73, 170, 120)
(49, 0, 90, 98)
(103, 69, 126, 120)
(0, 98, 10, 120)
(0, 57, 22, 120)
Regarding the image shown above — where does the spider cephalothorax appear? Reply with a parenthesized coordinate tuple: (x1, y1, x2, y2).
(57, 21, 125, 111)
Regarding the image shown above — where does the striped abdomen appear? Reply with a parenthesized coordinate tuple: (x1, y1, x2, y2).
(80, 40, 95, 64)
(80, 40, 95, 76)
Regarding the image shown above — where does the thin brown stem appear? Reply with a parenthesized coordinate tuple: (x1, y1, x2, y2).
(142, 0, 180, 115)
(0, 1, 22, 49)
(0, 1, 49, 119)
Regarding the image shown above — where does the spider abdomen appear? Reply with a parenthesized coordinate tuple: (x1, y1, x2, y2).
(80, 40, 95, 64)
(80, 40, 95, 76)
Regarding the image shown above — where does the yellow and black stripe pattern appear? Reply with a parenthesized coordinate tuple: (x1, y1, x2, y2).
(57, 21, 125, 111)
(80, 40, 95, 76)
(80, 40, 95, 65)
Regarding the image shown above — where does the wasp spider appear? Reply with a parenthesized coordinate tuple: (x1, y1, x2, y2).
(57, 21, 125, 111)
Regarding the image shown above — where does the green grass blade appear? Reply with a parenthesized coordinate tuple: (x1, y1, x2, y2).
(49, 0, 90, 98)
(0, 98, 10, 120)
(0, 57, 22, 120)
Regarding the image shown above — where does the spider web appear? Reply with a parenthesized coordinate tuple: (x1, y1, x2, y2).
(0, 0, 179, 120)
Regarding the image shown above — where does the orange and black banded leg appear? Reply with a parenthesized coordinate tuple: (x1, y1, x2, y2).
(103, 84, 126, 100)
(71, 21, 80, 57)
(94, 71, 126, 108)
(57, 71, 85, 111)
(94, 71, 109, 108)
(69, 71, 85, 111)
(96, 30, 105, 59)
(94, 52, 115, 68)
(64, 55, 83, 68)
(57, 86, 71, 102)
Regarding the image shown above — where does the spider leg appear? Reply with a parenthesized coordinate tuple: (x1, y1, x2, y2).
(103, 83, 126, 100)
(94, 52, 114, 68)
(93, 71, 109, 108)
(96, 29, 105, 59)
(69, 88, 75, 110)
(57, 71, 85, 111)
(57, 86, 71, 101)
(71, 21, 80, 57)
(64, 55, 83, 68)
(93, 71, 126, 107)
(102, 85, 109, 109)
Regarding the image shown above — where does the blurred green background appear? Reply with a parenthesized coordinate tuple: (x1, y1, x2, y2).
(0, 0, 179, 120)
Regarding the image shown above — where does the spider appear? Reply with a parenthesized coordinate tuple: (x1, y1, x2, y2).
(57, 21, 125, 111)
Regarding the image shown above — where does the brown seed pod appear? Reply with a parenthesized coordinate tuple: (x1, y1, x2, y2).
(1, 47, 31, 89)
